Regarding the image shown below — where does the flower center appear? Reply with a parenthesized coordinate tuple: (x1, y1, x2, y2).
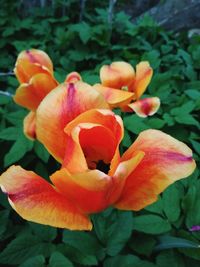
(96, 160, 110, 174)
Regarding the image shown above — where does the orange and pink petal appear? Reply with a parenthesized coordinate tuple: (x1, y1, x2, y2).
(36, 82, 109, 162)
(100, 61, 135, 89)
(0, 165, 92, 230)
(128, 97, 160, 117)
(93, 84, 134, 109)
(65, 72, 82, 83)
(115, 129, 196, 210)
(14, 73, 58, 110)
(23, 111, 36, 140)
(130, 61, 153, 99)
(63, 109, 124, 174)
(51, 168, 114, 213)
(14, 49, 54, 84)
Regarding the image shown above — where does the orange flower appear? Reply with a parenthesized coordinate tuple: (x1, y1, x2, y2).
(0, 109, 196, 230)
(13, 49, 59, 140)
(14, 49, 54, 84)
(36, 81, 109, 162)
(94, 61, 160, 117)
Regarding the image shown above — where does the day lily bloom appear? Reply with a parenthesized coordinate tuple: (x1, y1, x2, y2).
(13, 49, 58, 139)
(94, 61, 160, 117)
(0, 109, 195, 230)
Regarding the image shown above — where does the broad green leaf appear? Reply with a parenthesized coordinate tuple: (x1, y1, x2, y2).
(146, 118, 165, 129)
(133, 215, 171, 234)
(19, 255, 45, 267)
(0, 126, 20, 140)
(0, 210, 9, 238)
(170, 101, 195, 116)
(190, 140, 200, 155)
(0, 234, 55, 265)
(49, 252, 74, 267)
(5, 110, 28, 125)
(145, 196, 163, 215)
(4, 134, 33, 167)
(34, 141, 50, 163)
(59, 244, 98, 266)
(175, 114, 200, 128)
(162, 185, 181, 222)
(63, 230, 104, 260)
(156, 250, 185, 267)
(129, 233, 156, 256)
(92, 210, 133, 256)
(104, 254, 156, 267)
(0, 94, 12, 105)
(124, 115, 149, 134)
(29, 223, 57, 242)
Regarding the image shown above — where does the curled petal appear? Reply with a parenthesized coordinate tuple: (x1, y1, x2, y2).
(93, 84, 134, 109)
(115, 129, 196, 210)
(51, 152, 144, 213)
(14, 73, 58, 110)
(23, 111, 36, 140)
(14, 49, 53, 83)
(109, 151, 145, 204)
(51, 168, 113, 213)
(128, 97, 160, 117)
(63, 109, 124, 173)
(65, 72, 82, 83)
(64, 109, 124, 144)
(36, 82, 109, 162)
(130, 61, 153, 99)
(100, 61, 135, 89)
(0, 166, 92, 230)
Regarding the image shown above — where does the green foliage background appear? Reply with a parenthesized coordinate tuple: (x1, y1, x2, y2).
(0, 1, 200, 266)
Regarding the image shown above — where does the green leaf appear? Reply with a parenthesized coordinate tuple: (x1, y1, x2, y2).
(145, 196, 163, 215)
(79, 23, 91, 44)
(175, 113, 200, 128)
(0, 210, 9, 238)
(63, 230, 104, 260)
(156, 250, 185, 267)
(0, 126, 20, 140)
(29, 223, 57, 242)
(133, 215, 171, 234)
(178, 230, 200, 260)
(129, 233, 156, 256)
(4, 134, 33, 167)
(162, 185, 181, 222)
(0, 95, 12, 105)
(59, 244, 98, 266)
(34, 141, 50, 163)
(190, 140, 200, 155)
(92, 210, 133, 256)
(155, 235, 200, 251)
(104, 254, 156, 267)
(146, 118, 165, 129)
(163, 113, 174, 126)
(0, 234, 55, 265)
(124, 115, 149, 134)
(185, 89, 200, 100)
(5, 110, 28, 125)
(142, 50, 161, 68)
(49, 252, 74, 267)
(170, 101, 195, 116)
(19, 255, 45, 267)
